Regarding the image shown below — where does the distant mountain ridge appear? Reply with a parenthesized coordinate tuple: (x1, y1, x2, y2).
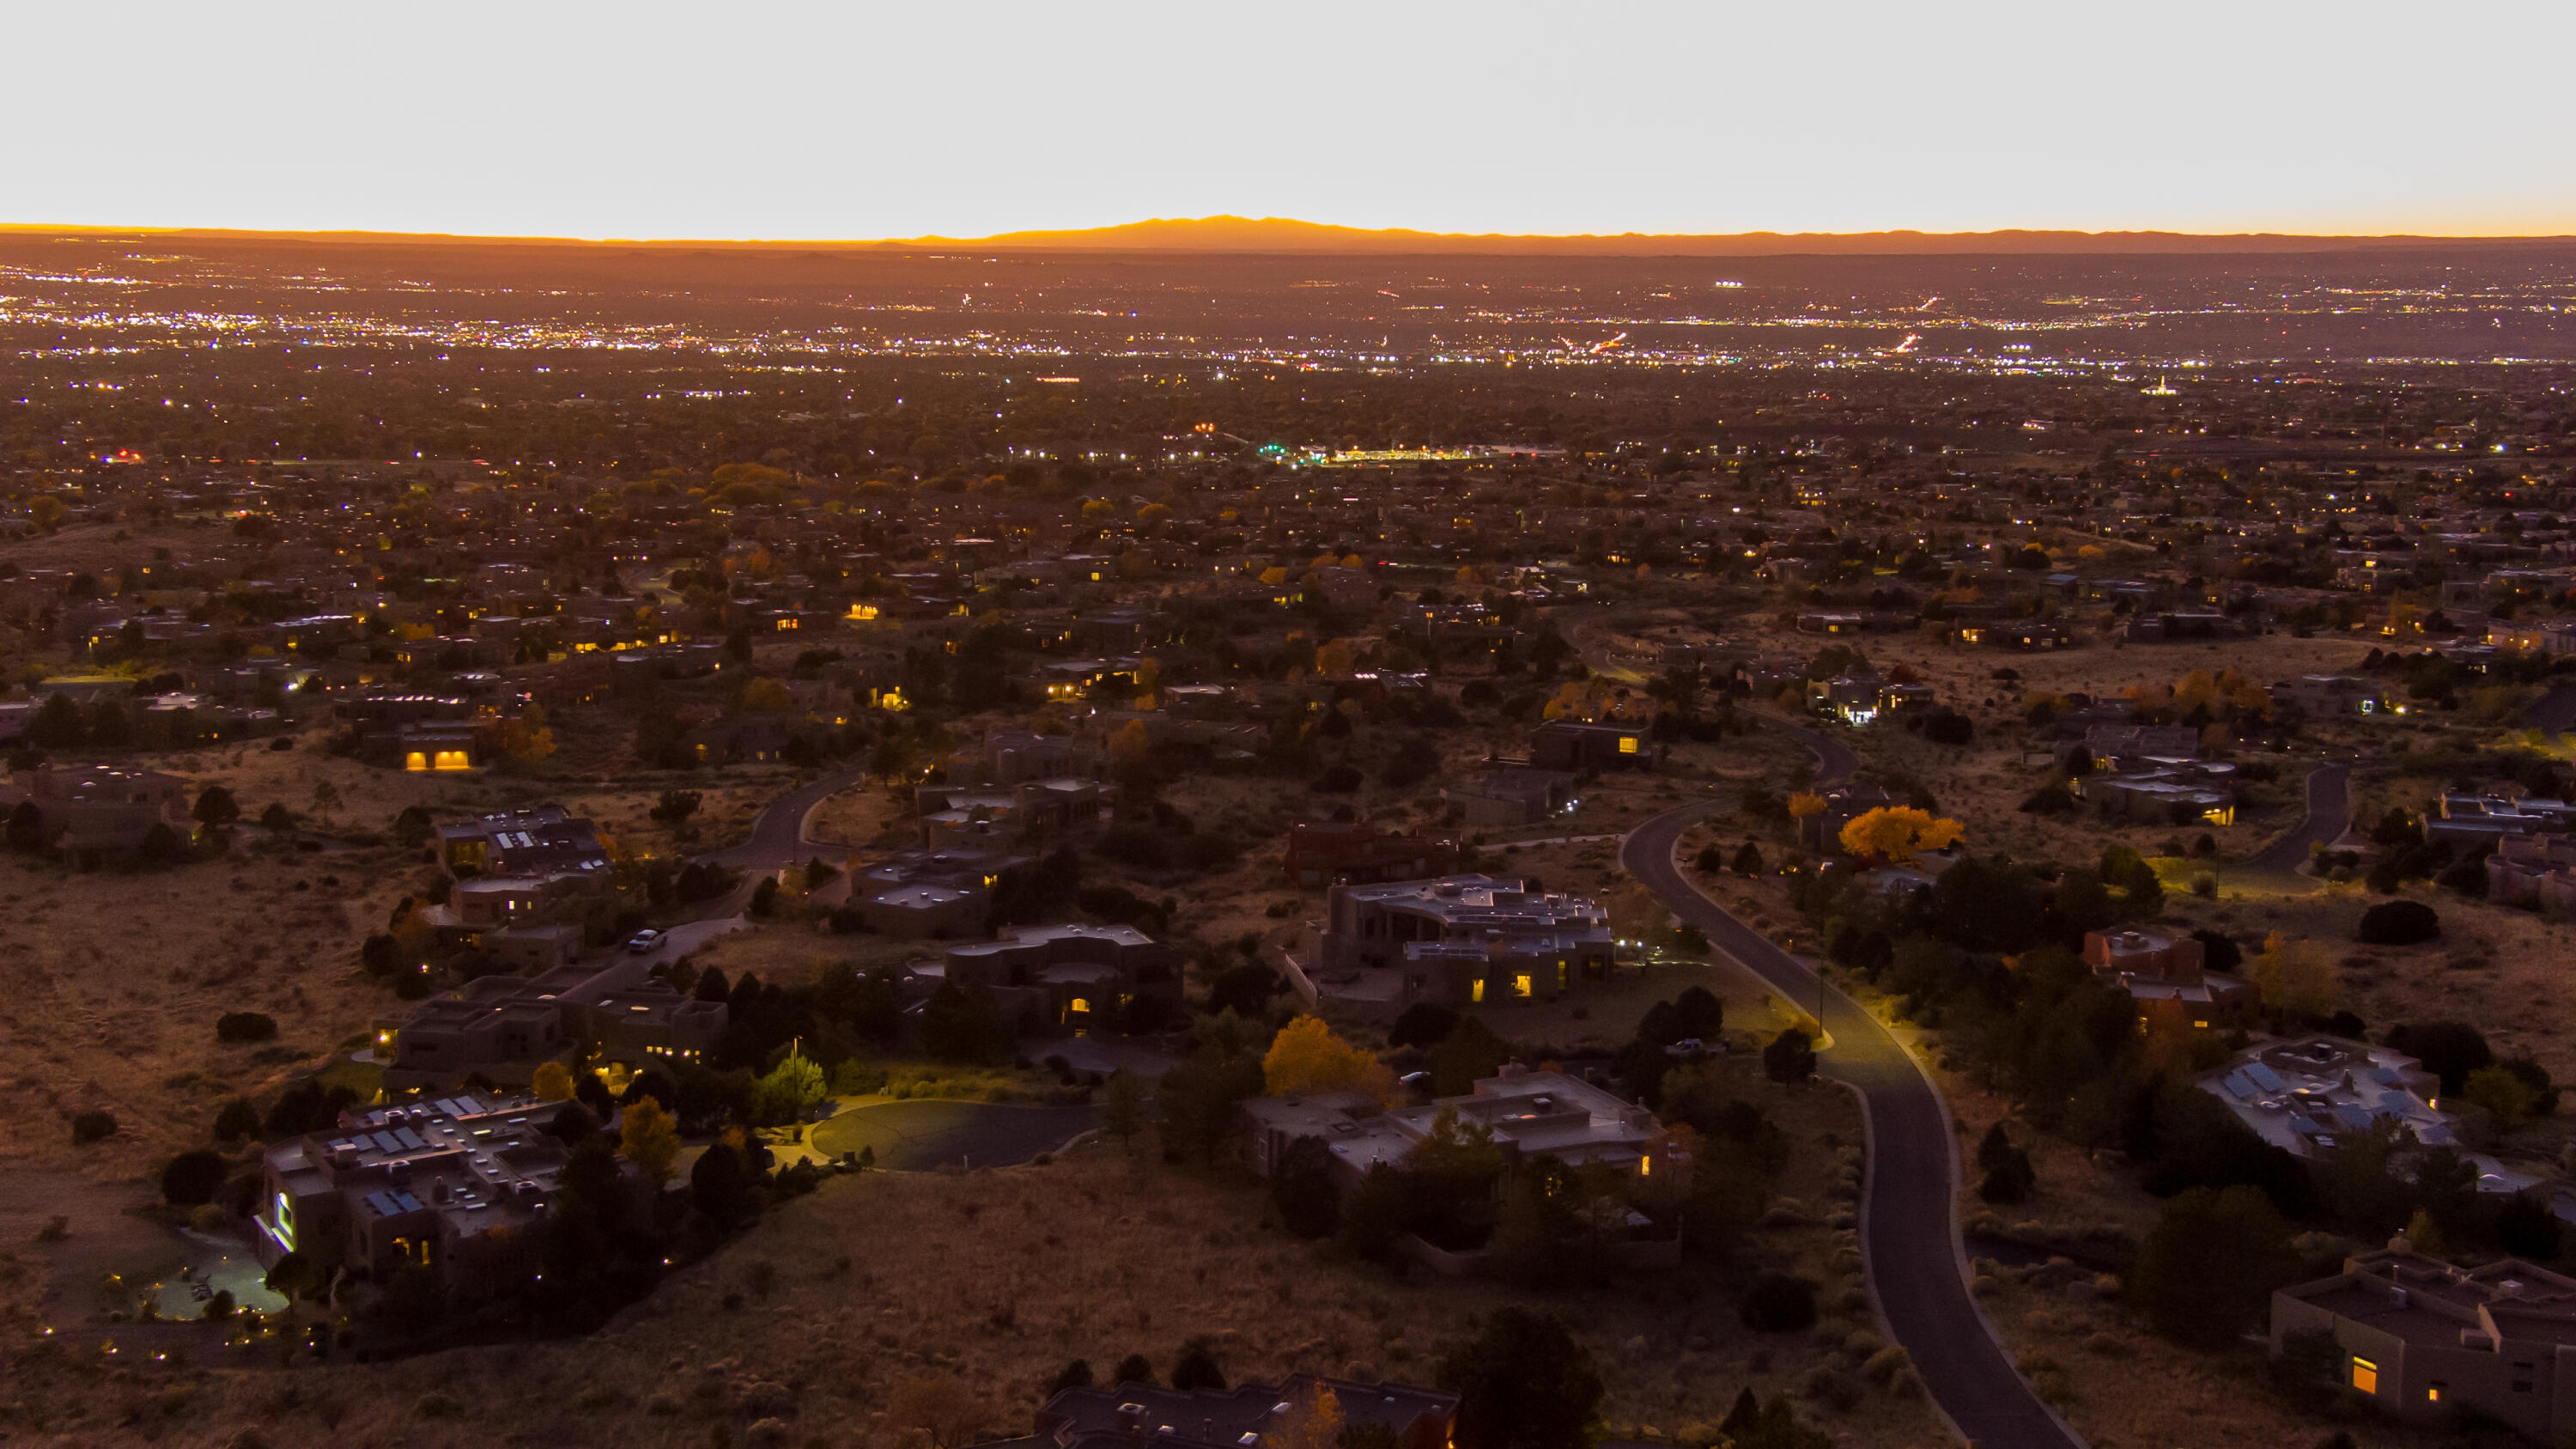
(881, 215, 2576, 256)
(7, 215, 2572, 256)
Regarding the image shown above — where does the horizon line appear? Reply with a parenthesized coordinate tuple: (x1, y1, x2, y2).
(7, 214, 2576, 256)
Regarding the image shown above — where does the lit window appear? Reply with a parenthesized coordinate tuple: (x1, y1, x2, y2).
(2428, 1385, 2445, 1403)
(1513, 973, 1533, 998)
(1618, 736, 1639, 754)
(2352, 1357, 2379, 1395)
(1470, 980, 1485, 1004)
(404, 751, 428, 771)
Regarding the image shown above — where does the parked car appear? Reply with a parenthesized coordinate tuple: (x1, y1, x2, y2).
(624, 929, 665, 955)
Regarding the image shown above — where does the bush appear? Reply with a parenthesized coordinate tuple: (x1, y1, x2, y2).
(1309, 764, 1363, 794)
(1740, 1271, 1820, 1332)
(216, 1011, 279, 1044)
(70, 1110, 119, 1145)
(213, 1098, 262, 1142)
(162, 1148, 229, 1206)
(2357, 899, 2440, 946)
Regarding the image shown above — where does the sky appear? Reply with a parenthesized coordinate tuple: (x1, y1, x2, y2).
(9, 0, 2573, 240)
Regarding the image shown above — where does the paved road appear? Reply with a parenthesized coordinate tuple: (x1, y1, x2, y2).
(702, 767, 867, 870)
(1622, 718, 2083, 1449)
(2244, 762, 2354, 878)
(805, 1100, 1097, 1171)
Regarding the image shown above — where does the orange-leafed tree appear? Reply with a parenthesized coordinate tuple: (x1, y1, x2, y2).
(1838, 806, 1964, 863)
(619, 1097, 681, 1185)
(1263, 1015, 1395, 1105)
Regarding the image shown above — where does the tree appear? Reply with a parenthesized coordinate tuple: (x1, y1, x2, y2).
(887, 1375, 982, 1449)
(1114, 1354, 1157, 1386)
(649, 788, 702, 832)
(531, 1061, 576, 1102)
(216, 1011, 278, 1044)
(1098, 1069, 1150, 1158)
(1762, 1027, 1816, 1085)
(2386, 1021, 2493, 1096)
(2464, 1064, 2538, 1129)
(2248, 933, 2338, 1020)
(2126, 1184, 2293, 1345)
(920, 980, 1011, 1063)
(2358, 899, 2441, 946)
(192, 785, 240, 833)
(1439, 1308, 1604, 1449)
(1427, 1014, 1511, 1098)
(500, 702, 557, 763)
(1157, 1046, 1266, 1167)
(753, 1053, 828, 1123)
(1047, 1360, 1096, 1396)
(1975, 1123, 2036, 1203)
(27, 693, 87, 748)
(1272, 1134, 1340, 1239)
(619, 1097, 681, 1185)
(161, 1148, 228, 1205)
(2099, 845, 2165, 917)
(1386, 1002, 1459, 1050)
(308, 779, 341, 827)
(70, 1109, 118, 1144)
(1170, 1338, 1226, 1392)
(213, 1098, 260, 1142)
(1263, 1015, 1394, 1103)
(1836, 807, 1963, 863)
(1265, 1386, 1348, 1449)
(1738, 1272, 1819, 1332)
(1731, 841, 1764, 876)
(691, 1138, 756, 1229)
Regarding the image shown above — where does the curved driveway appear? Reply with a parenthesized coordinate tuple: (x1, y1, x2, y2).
(2244, 762, 2353, 881)
(1624, 715, 2083, 1449)
(702, 767, 866, 870)
(807, 1100, 1097, 1172)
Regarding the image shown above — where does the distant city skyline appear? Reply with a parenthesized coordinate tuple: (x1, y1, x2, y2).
(9, 1, 2574, 241)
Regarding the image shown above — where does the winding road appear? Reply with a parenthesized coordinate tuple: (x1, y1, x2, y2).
(2243, 762, 2354, 882)
(702, 767, 868, 871)
(1622, 715, 2084, 1449)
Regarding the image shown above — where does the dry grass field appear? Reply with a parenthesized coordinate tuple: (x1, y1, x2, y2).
(2, 1105, 1949, 1449)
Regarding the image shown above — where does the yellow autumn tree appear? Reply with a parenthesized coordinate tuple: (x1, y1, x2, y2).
(619, 1097, 681, 1185)
(1787, 792, 1828, 819)
(531, 1061, 575, 1102)
(2248, 932, 2337, 1019)
(1264, 1384, 1344, 1449)
(736, 677, 798, 715)
(1107, 719, 1151, 767)
(1838, 806, 1965, 862)
(499, 701, 556, 762)
(1315, 638, 1356, 676)
(1264, 1015, 1395, 1105)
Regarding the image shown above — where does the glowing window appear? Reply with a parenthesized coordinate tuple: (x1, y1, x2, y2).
(433, 750, 470, 770)
(1470, 980, 1485, 1004)
(2352, 1357, 2379, 1395)
(2428, 1384, 2445, 1403)
(404, 751, 428, 771)
(1513, 973, 1533, 998)
(1618, 736, 1639, 755)
(1067, 997, 1090, 1014)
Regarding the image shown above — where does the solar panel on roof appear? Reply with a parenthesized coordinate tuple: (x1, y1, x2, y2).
(454, 1094, 483, 1114)
(433, 1098, 462, 1117)
(394, 1192, 423, 1213)
(2221, 1071, 2255, 1099)
(2244, 1062, 2287, 1093)
(396, 1127, 427, 1150)
(365, 1190, 398, 1215)
(372, 1131, 403, 1154)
